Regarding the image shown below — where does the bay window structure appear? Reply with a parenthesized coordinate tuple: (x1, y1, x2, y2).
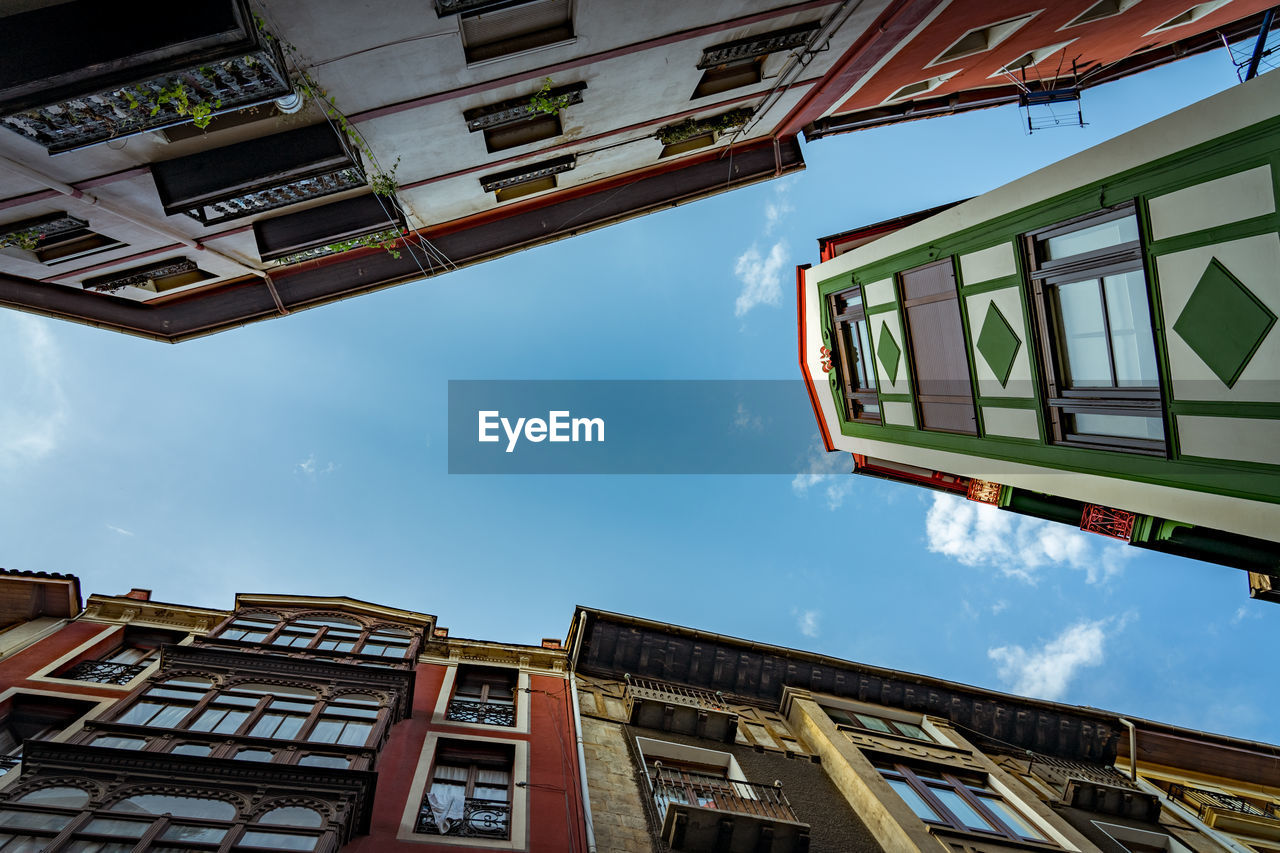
(828, 286, 881, 423)
(1025, 206, 1166, 453)
(879, 761, 1049, 843)
(416, 740, 514, 839)
(446, 665, 517, 726)
(209, 611, 419, 662)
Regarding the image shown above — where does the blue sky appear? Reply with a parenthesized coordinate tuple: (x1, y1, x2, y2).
(0, 49, 1275, 745)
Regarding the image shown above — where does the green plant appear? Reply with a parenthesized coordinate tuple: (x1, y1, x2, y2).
(529, 78, 572, 116)
(0, 230, 43, 251)
(656, 108, 753, 145)
(276, 228, 403, 266)
(119, 79, 222, 129)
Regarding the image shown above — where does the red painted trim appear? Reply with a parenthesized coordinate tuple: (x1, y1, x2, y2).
(797, 263, 835, 452)
(855, 459, 969, 494)
(348, 0, 836, 125)
(774, 0, 947, 137)
(0, 189, 60, 211)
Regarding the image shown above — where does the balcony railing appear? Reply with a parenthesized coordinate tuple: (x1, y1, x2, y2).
(445, 699, 516, 727)
(1169, 783, 1280, 822)
(415, 797, 511, 838)
(623, 675, 737, 741)
(651, 767, 798, 824)
(625, 676, 727, 711)
(61, 659, 149, 685)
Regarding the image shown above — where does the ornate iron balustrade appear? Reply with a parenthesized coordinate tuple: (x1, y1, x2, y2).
(624, 676, 728, 712)
(1168, 783, 1280, 821)
(698, 22, 820, 69)
(190, 167, 367, 225)
(84, 258, 199, 294)
(464, 82, 586, 132)
(445, 699, 516, 727)
(434, 0, 524, 16)
(416, 797, 511, 838)
(651, 767, 798, 823)
(61, 659, 149, 685)
(0, 755, 20, 772)
(1, 52, 290, 154)
(479, 155, 576, 193)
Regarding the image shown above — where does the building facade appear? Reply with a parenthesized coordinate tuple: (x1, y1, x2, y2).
(0, 580, 585, 852)
(798, 69, 1280, 589)
(567, 606, 1280, 853)
(0, 0, 1273, 340)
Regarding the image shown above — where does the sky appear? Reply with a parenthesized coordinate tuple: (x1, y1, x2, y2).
(1, 48, 1276, 745)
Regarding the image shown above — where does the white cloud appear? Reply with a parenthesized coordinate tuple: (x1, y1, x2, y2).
(792, 449, 854, 510)
(732, 401, 762, 431)
(989, 618, 1115, 700)
(0, 315, 68, 468)
(793, 608, 820, 638)
(296, 455, 336, 477)
(763, 184, 794, 236)
(990, 599, 1009, 615)
(733, 240, 788, 317)
(1231, 605, 1260, 625)
(924, 493, 1131, 584)
(106, 525, 135, 537)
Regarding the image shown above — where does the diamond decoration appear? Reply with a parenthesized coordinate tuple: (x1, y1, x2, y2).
(1172, 257, 1276, 388)
(877, 323, 901, 385)
(975, 301, 1021, 387)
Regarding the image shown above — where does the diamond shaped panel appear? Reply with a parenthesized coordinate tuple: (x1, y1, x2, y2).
(877, 323, 901, 385)
(1172, 257, 1276, 388)
(975, 301, 1021, 387)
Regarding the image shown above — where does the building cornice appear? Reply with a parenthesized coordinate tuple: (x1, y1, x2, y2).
(81, 595, 227, 634)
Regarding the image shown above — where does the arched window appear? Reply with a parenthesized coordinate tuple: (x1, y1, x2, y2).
(259, 805, 324, 827)
(217, 613, 281, 643)
(17, 786, 90, 808)
(109, 793, 238, 846)
(271, 616, 362, 652)
(115, 676, 212, 728)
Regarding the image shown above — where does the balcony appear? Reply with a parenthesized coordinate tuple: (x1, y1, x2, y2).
(254, 193, 405, 264)
(0, 0, 290, 153)
(60, 659, 149, 685)
(1167, 783, 1280, 840)
(445, 699, 515, 727)
(415, 797, 510, 839)
(1025, 755, 1160, 821)
(624, 675, 737, 742)
(651, 767, 809, 853)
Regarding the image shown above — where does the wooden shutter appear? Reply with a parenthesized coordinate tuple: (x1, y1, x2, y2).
(900, 260, 977, 434)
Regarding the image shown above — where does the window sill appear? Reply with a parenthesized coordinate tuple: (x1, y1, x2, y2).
(464, 36, 576, 69)
(928, 825, 1059, 850)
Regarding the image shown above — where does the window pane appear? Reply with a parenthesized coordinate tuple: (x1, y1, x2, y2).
(857, 320, 877, 390)
(238, 830, 318, 850)
(64, 841, 136, 852)
(116, 794, 236, 820)
(0, 835, 47, 853)
(160, 824, 227, 843)
(1070, 413, 1164, 440)
(0, 810, 72, 830)
(234, 750, 274, 762)
(1103, 272, 1158, 386)
(297, 755, 349, 769)
(886, 779, 941, 821)
(171, 743, 213, 757)
(79, 818, 149, 837)
(259, 806, 323, 827)
(336, 721, 372, 746)
(307, 720, 341, 744)
(895, 722, 929, 741)
(16, 787, 89, 807)
(92, 736, 147, 750)
(1056, 279, 1112, 386)
(189, 708, 248, 734)
(981, 795, 1046, 840)
(854, 714, 893, 733)
(1045, 215, 1138, 259)
(932, 787, 997, 831)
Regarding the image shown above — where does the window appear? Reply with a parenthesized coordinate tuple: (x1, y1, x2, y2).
(479, 155, 575, 203)
(994, 41, 1075, 75)
(459, 0, 573, 64)
(115, 676, 213, 728)
(828, 285, 881, 423)
(692, 23, 819, 99)
(885, 71, 958, 103)
(0, 213, 124, 265)
(271, 616, 362, 651)
(447, 666, 517, 726)
(1065, 0, 1142, 27)
(1149, 0, 1231, 31)
(359, 628, 413, 659)
(1025, 206, 1165, 453)
(0, 696, 97, 774)
(218, 614, 281, 643)
(825, 707, 930, 741)
(82, 257, 214, 295)
(215, 612, 418, 660)
(930, 15, 1035, 65)
(306, 694, 379, 746)
(464, 82, 584, 153)
(416, 741, 513, 839)
(899, 259, 977, 434)
(59, 627, 182, 685)
(879, 762, 1047, 842)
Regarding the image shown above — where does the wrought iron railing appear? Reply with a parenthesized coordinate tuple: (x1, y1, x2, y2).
(1168, 783, 1280, 822)
(445, 699, 516, 727)
(416, 797, 511, 838)
(624, 676, 729, 712)
(650, 767, 798, 823)
(61, 659, 149, 685)
(2, 52, 290, 154)
(0, 754, 20, 772)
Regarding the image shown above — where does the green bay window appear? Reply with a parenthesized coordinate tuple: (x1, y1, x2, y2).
(1026, 206, 1166, 453)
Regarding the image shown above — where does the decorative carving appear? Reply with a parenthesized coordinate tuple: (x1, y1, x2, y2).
(844, 731, 984, 770)
(1080, 504, 1136, 540)
(819, 346, 833, 374)
(966, 479, 1003, 504)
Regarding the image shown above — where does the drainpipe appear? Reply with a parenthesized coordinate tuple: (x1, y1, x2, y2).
(0, 154, 288, 314)
(1117, 718, 1138, 781)
(569, 612, 598, 853)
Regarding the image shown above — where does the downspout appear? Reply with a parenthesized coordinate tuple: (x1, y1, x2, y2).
(0, 155, 289, 315)
(569, 612, 598, 853)
(1117, 718, 1138, 781)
